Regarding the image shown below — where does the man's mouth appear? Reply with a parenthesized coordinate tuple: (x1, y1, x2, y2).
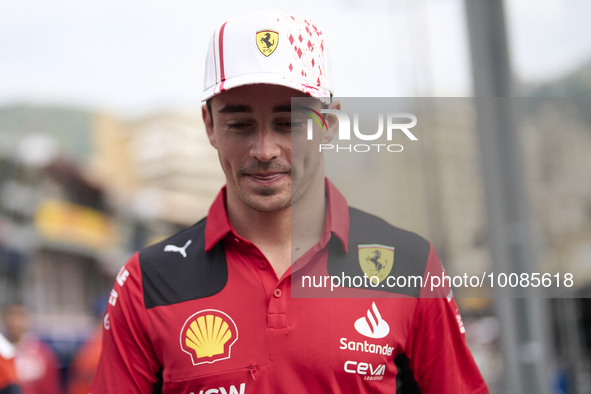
(246, 173, 287, 182)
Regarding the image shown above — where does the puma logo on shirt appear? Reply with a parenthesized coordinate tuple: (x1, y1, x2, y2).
(164, 240, 192, 258)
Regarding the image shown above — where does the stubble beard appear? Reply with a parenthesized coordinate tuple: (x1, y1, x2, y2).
(236, 162, 292, 213)
(237, 184, 292, 213)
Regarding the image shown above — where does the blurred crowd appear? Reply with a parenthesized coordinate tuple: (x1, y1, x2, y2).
(0, 301, 103, 394)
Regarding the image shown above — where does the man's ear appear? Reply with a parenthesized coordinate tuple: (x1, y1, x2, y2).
(322, 100, 341, 144)
(202, 104, 217, 149)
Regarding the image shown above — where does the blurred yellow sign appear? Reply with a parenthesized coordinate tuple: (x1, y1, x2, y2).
(35, 200, 115, 251)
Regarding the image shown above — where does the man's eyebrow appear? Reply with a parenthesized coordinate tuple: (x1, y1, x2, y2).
(217, 105, 252, 114)
(272, 105, 292, 113)
(217, 104, 293, 114)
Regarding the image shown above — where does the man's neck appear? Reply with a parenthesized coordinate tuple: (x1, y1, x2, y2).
(228, 198, 292, 251)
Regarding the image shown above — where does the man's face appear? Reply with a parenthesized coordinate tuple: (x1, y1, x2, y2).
(203, 84, 332, 213)
(4, 304, 29, 343)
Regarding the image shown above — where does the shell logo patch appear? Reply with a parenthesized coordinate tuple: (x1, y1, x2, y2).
(358, 244, 394, 283)
(180, 309, 238, 366)
(256, 29, 279, 57)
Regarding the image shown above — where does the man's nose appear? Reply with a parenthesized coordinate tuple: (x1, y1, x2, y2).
(250, 127, 282, 162)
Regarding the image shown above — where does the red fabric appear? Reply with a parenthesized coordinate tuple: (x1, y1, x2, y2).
(91, 180, 488, 393)
(406, 297, 485, 393)
(218, 21, 228, 92)
(0, 355, 18, 390)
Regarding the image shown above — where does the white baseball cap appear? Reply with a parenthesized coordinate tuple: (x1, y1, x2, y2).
(202, 10, 334, 102)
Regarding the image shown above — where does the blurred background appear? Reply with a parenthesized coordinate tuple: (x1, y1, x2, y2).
(0, 0, 590, 393)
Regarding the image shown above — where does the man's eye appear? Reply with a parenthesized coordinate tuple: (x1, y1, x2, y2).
(227, 122, 250, 130)
(277, 121, 304, 130)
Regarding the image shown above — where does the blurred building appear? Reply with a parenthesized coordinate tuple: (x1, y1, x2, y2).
(0, 133, 117, 387)
(0, 105, 226, 311)
(523, 98, 591, 287)
(88, 110, 225, 250)
(27, 156, 116, 320)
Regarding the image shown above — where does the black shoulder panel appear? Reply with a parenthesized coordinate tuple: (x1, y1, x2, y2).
(139, 218, 228, 309)
(327, 207, 430, 297)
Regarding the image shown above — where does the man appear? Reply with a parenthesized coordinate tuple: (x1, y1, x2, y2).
(91, 10, 488, 393)
(2, 304, 60, 394)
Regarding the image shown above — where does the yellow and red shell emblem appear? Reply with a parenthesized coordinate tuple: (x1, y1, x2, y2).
(180, 309, 238, 365)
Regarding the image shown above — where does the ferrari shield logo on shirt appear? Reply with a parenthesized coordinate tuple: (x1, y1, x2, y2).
(256, 29, 278, 57)
(358, 244, 394, 283)
(180, 309, 238, 366)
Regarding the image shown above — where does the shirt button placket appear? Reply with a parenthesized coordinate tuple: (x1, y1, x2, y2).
(268, 285, 287, 329)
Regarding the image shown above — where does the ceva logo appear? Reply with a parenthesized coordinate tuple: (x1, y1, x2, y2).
(354, 302, 390, 339)
(344, 361, 386, 381)
(302, 107, 418, 153)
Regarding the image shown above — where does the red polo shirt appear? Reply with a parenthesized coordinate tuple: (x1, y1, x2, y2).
(91, 180, 488, 394)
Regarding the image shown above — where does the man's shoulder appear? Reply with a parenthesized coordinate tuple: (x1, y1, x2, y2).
(140, 217, 207, 259)
(136, 217, 228, 309)
(347, 206, 431, 254)
(325, 207, 433, 297)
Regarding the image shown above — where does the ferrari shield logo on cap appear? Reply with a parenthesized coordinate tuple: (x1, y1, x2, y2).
(358, 244, 394, 284)
(256, 29, 279, 57)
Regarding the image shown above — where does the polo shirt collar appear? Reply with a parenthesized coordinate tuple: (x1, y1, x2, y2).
(204, 187, 233, 251)
(325, 178, 349, 253)
(204, 179, 350, 253)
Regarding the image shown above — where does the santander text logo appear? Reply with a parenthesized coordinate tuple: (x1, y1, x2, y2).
(354, 302, 390, 339)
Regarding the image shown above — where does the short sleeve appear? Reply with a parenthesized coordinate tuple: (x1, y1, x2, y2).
(90, 253, 161, 394)
(406, 245, 489, 394)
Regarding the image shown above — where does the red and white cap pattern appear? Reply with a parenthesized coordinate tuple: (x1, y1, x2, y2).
(202, 10, 333, 101)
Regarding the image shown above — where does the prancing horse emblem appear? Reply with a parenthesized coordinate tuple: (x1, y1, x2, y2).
(260, 33, 274, 49)
(164, 240, 192, 258)
(367, 250, 387, 272)
(256, 29, 279, 57)
(358, 244, 395, 284)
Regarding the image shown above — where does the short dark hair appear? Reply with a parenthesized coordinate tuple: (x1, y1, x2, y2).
(206, 98, 214, 127)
